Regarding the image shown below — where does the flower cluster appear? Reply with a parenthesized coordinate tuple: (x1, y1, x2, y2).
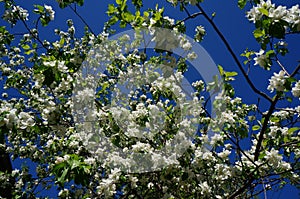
(194, 25, 206, 42)
(2, 5, 29, 25)
(247, 0, 300, 31)
(0, 0, 299, 198)
(33, 4, 55, 26)
(267, 70, 288, 92)
(292, 80, 300, 98)
(44, 5, 55, 21)
(254, 49, 270, 68)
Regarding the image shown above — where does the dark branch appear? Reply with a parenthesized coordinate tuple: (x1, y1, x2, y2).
(172, 11, 203, 28)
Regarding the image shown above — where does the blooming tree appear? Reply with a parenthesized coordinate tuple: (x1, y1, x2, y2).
(0, 0, 299, 198)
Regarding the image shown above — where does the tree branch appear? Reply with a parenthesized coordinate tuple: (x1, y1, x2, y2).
(195, 4, 272, 102)
(172, 11, 203, 28)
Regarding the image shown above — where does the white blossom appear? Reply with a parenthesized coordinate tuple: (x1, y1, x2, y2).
(194, 25, 206, 42)
(267, 70, 287, 92)
(187, 52, 198, 60)
(198, 181, 211, 195)
(285, 5, 300, 31)
(292, 80, 300, 98)
(247, 0, 274, 23)
(265, 148, 282, 167)
(254, 49, 269, 68)
(18, 112, 35, 129)
(44, 4, 55, 21)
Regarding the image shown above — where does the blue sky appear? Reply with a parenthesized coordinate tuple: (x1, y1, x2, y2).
(1, 0, 300, 198)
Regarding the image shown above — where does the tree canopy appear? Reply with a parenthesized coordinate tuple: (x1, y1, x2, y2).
(0, 0, 299, 198)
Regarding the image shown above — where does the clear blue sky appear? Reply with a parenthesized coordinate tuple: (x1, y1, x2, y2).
(1, 0, 299, 198)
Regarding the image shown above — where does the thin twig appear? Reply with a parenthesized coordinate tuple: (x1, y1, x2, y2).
(17, 8, 48, 50)
(69, 5, 96, 36)
(172, 11, 203, 28)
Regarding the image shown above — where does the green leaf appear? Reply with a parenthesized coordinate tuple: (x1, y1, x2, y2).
(132, 0, 143, 9)
(286, 96, 293, 102)
(58, 168, 69, 184)
(218, 65, 224, 76)
(107, 4, 117, 16)
(143, 11, 149, 18)
(22, 44, 30, 50)
(43, 68, 55, 86)
(33, 4, 44, 14)
(269, 22, 285, 39)
(120, 0, 127, 11)
(258, 8, 269, 16)
(288, 127, 299, 134)
(252, 125, 260, 131)
(225, 71, 238, 77)
(253, 29, 265, 38)
(24, 49, 35, 55)
(76, 0, 84, 6)
(119, 20, 127, 28)
(59, 38, 65, 46)
(265, 50, 274, 57)
(122, 12, 135, 22)
(53, 162, 66, 173)
(153, 8, 163, 21)
(238, 0, 247, 9)
(116, 0, 122, 5)
(107, 16, 119, 26)
(70, 159, 81, 170)
(270, 116, 280, 123)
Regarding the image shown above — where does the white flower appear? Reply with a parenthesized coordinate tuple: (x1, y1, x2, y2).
(277, 40, 287, 47)
(84, 157, 96, 165)
(285, 5, 300, 31)
(187, 51, 198, 60)
(44, 5, 55, 21)
(2, 93, 8, 98)
(217, 149, 231, 159)
(181, 41, 192, 51)
(246, 0, 274, 23)
(254, 49, 269, 68)
(14, 6, 29, 21)
(292, 80, 300, 98)
(265, 148, 282, 167)
(5, 109, 18, 128)
(18, 112, 35, 129)
(163, 16, 175, 25)
(58, 189, 69, 197)
(63, 154, 70, 161)
(269, 5, 287, 22)
(210, 133, 223, 146)
(3, 6, 29, 25)
(194, 25, 205, 42)
(57, 61, 68, 72)
(247, 7, 262, 23)
(198, 181, 211, 195)
(147, 182, 154, 189)
(55, 156, 64, 164)
(12, 169, 20, 177)
(267, 70, 288, 92)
